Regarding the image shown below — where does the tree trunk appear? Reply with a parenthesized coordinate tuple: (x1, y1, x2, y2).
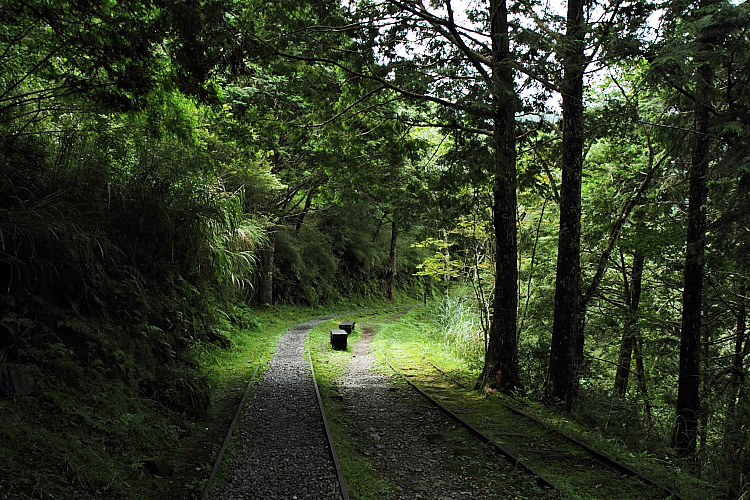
(258, 231, 275, 305)
(615, 248, 645, 396)
(547, 0, 585, 405)
(386, 220, 398, 301)
(729, 282, 747, 411)
(476, 0, 521, 392)
(633, 330, 652, 430)
(724, 282, 746, 497)
(295, 188, 315, 234)
(519, 198, 547, 337)
(672, 63, 711, 458)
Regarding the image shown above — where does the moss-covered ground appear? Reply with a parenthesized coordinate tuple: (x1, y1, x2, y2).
(309, 305, 716, 500)
(310, 308, 560, 500)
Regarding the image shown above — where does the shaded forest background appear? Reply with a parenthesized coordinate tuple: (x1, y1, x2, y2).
(1, 0, 749, 498)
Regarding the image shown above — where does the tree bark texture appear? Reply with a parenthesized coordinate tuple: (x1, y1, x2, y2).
(259, 231, 275, 305)
(547, 0, 585, 405)
(672, 63, 711, 457)
(634, 330, 652, 429)
(477, 0, 521, 392)
(387, 220, 398, 301)
(615, 249, 645, 396)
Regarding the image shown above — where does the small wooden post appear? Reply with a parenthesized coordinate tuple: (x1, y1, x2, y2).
(338, 320, 355, 334)
(330, 329, 348, 350)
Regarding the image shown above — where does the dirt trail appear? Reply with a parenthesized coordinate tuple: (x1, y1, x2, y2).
(340, 324, 514, 499)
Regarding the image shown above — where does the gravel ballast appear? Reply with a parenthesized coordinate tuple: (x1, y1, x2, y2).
(340, 325, 511, 500)
(215, 318, 341, 500)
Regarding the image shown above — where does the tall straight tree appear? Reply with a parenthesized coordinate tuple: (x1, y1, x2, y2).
(547, 0, 586, 404)
(542, 0, 652, 403)
(672, 43, 712, 458)
(481, 0, 521, 390)
(248, 0, 525, 390)
(647, 0, 750, 459)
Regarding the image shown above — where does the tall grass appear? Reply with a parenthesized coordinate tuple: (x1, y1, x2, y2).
(431, 294, 485, 369)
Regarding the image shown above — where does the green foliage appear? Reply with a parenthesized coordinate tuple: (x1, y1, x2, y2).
(1, 0, 749, 496)
(270, 203, 427, 306)
(429, 294, 485, 369)
(0, 16, 272, 495)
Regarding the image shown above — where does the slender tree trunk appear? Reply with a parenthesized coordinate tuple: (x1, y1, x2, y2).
(575, 167, 659, 375)
(724, 282, 746, 496)
(633, 331, 652, 429)
(386, 220, 398, 301)
(729, 283, 747, 412)
(477, 0, 521, 392)
(547, 0, 585, 405)
(259, 231, 275, 305)
(519, 198, 547, 336)
(615, 248, 645, 396)
(672, 62, 711, 458)
(295, 188, 315, 234)
(442, 229, 451, 293)
(698, 302, 712, 453)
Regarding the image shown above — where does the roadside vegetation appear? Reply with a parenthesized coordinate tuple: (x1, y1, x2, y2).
(3, 0, 750, 498)
(311, 302, 715, 500)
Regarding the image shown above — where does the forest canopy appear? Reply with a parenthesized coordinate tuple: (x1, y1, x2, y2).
(1, 0, 750, 498)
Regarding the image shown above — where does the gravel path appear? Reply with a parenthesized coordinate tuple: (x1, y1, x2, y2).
(214, 312, 531, 500)
(215, 318, 341, 500)
(341, 325, 511, 500)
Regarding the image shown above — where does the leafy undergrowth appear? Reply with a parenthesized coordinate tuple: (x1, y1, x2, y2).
(311, 309, 560, 500)
(364, 306, 717, 500)
(0, 282, 217, 500)
(0, 300, 396, 500)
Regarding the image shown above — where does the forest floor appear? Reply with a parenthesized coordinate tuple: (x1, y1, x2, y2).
(333, 322, 559, 499)
(310, 308, 714, 500)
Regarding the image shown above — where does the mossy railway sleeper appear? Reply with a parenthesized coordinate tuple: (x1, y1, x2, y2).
(422, 358, 683, 500)
(386, 356, 569, 498)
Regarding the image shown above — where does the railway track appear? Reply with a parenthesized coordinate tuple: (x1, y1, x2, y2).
(388, 357, 682, 500)
(203, 309, 427, 500)
(309, 342, 350, 500)
(206, 308, 677, 500)
(202, 316, 348, 500)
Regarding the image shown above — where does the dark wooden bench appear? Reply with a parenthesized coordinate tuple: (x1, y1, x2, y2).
(330, 329, 348, 350)
(338, 320, 355, 334)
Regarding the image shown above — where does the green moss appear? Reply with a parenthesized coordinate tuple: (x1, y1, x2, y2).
(311, 308, 559, 500)
(361, 305, 713, 500)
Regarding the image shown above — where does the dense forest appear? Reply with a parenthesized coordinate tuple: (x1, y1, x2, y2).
(1, 0, 749, 498)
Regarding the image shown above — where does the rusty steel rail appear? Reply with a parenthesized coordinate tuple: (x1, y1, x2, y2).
(309, 343, 350, 500)
(201, 359, 263, 500)
(386, 357, 570, 498)
(425, 360, 683, 500)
